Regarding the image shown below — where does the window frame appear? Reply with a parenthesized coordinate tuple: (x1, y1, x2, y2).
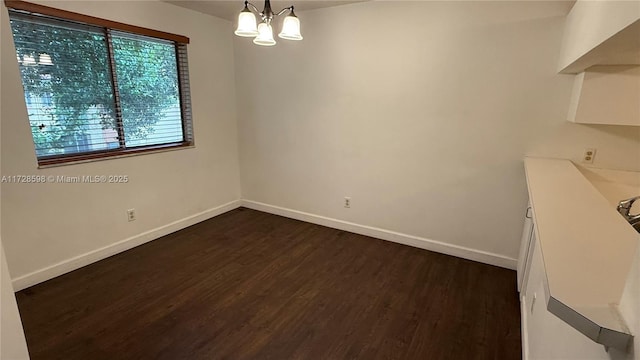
(5, 0, 194, 167)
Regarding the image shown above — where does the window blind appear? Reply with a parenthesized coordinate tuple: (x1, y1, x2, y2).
(8, 6, 193, 165)
(11, 13, 118, 156)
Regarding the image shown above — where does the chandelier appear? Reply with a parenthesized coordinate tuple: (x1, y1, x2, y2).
(234, 0, 303, 46)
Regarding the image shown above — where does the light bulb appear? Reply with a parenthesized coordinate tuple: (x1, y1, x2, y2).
(278, 14, 302, 41)
(235, 8, 258, 37)
(253, 22, 276, 46)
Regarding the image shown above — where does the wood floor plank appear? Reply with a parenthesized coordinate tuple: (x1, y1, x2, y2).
(16, 208, 521, 359)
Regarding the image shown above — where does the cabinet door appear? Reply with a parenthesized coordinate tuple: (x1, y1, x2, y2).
(524, 238, 610, 360)
(523, 231, 539, 305)
(517, 204, 535, 292)
(520, 230, 540, 360)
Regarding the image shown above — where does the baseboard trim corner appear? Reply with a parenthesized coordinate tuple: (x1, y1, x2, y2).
(241, 200, 517, 270)
(12, 200, 242, 291)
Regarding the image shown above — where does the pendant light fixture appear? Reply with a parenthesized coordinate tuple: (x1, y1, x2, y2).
(234, 0, 302, 46)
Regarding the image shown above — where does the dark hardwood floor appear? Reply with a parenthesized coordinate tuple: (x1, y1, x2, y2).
(16, 208, 521, 360)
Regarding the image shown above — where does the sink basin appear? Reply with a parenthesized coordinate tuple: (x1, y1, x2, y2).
(577, 166, 640, 233)
(578, 167, 640, 204)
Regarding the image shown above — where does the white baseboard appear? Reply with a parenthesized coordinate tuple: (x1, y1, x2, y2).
(241, 200, 517, 270)
(13, 199, 516, 291)
(12, 200, 242, 291)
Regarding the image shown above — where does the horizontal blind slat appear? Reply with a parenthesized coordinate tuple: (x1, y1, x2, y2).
(9, 9, 194, 161)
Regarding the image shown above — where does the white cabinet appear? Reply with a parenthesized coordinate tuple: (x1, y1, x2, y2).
(567, 66, 640, 126)
(518, 206, 628, 360)
(522, 158, 638, 358)
(558, 1, 639, 74)
(517, 205, 535, 293)
(559, 0, 640, 127)
(520, 235, 612, 360)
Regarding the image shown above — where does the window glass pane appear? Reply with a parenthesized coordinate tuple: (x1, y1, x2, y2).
(9, 15, 118, 157)
(111, 32, 184, 147)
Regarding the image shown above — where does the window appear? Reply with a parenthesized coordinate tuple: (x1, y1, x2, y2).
(6, 1, 193, 166)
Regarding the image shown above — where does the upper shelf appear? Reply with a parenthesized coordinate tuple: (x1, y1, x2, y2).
(558, 1, 640, 74)
(567, 65, 640, 126)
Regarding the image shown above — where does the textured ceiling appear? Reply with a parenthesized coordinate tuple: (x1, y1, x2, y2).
(164, 1, 368, 21)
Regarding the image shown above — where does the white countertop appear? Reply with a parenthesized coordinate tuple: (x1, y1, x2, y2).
(524, 157, 639, 338)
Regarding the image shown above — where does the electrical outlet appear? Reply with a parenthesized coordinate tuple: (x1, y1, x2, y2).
(127, 209, 136, 222)
(344, 197, 351, 208)
(583, 148, 596, 164)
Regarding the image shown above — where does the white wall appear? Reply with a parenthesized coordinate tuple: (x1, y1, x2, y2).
(1, 0, 241, 289)
(0, 245, 29, 359)
(0, 8, 29, 354)
(235, 1, 640, 266)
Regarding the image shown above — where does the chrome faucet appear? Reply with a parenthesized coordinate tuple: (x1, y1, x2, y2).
(617, 196, 640, 228)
